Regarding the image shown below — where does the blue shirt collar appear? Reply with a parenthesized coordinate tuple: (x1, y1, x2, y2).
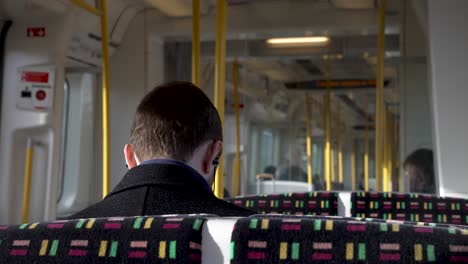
(139, 159, 213, 193)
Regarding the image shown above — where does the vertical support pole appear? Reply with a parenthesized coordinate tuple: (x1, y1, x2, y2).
(337, 104, 343, 185)
(331, 147, 335, 184)
(364, 95, 370, 191)
(385, 111, 394, 192)
(192, 0, 201, 86)
(382, 108, 389, 192)
(331, 105, 335, 184)
(351, 134, 356, 191)
(305, 95, 313, 187)
(323, 60, 332, 191)
(375, 0, 386, 191)
(213, 0, 227, 198)
(21, 138, 34, 223)
(396, 120, 402, 192)
(232, 61, 241, 196)
(99, 0, 111, 198)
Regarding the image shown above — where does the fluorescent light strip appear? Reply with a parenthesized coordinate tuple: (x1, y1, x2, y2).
(267, 36, 330, 44)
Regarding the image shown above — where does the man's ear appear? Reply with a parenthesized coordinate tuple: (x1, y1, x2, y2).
(124, 144, 139, 169)
(202, 140, 223, 174)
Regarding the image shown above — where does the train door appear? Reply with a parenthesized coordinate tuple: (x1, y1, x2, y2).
(56, 71, 101, 218)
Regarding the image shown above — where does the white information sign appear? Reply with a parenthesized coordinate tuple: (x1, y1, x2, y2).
(16, 65, 55, 112)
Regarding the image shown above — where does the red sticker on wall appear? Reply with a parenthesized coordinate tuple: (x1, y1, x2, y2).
(21, 72, 49, 83)
(27, 27, 46, 37)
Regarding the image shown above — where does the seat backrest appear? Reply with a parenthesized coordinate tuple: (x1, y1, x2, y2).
(351, 192, 468, 225)
(230, 215, 468, 263)
(226, 192, 339, 216)
(0, 215, 206, 263)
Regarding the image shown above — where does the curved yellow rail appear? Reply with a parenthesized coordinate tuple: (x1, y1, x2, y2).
(21, 139, 34, 223)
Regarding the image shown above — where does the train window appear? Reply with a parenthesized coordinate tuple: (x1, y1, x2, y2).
(248, 126, 259, 188)
(159, 0, 441, 196)
(259, 129, 274, 173)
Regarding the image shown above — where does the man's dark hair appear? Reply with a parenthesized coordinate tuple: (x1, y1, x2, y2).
(130, 82, 222, 162)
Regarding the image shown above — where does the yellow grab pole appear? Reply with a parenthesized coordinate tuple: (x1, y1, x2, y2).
(323, 60, 332, 191)
(213, 0, 227, 198)
(375, 0, 386, 191)
(331, 147, 335, 183)
(21, 138, 34, 223)
(331, 103, 335, 184)
(70, 0, 109, 197)
(70, 0, 101, 15)
(351, 133, 356, 191)
(305, 95, 313, 187)
(390, 116, 398, 191)
(337, 104, 343, 184)
(382, 108, 389, 192)
(364, 95, 370, 191)
(396, 120, 402, 192)
(231, 61, 241, 196)
(99, 0, 110, 197)
(385, 111, 394, 192)
(192, 0, 201, 86)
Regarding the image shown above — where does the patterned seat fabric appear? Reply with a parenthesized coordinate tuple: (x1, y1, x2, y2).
(250, 213, 468, 230)
(351, 192, 468, 225)
(230, 215, 468, 263)
(226, 192, 339, 216)
(0, 215, 207, 263)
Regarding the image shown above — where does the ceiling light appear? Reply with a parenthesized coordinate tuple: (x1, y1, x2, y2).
(266, 37, 330, 46)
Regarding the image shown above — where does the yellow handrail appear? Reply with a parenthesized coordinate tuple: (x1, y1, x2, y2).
(305, 95, 313, 187)
(69, 0, 111, 198)
(231, 61, 241, 196)
(396, 120, 402, 192)
(99, 0, 111, 197)
(375, 0, 386, 191)
(384, 111, 393, 192)
(337, 104, 343, 184)
(192, 0, 201, 86)
(331, 146, 335, 183)
(213, 0, 227, 198)
(70, 0, 100, 15)
(351, 132, 356, 191)
(323, 60, 332, 191)
(21, 138, 34, 223)
(382, 108, 389, 191)
(364, 94, 369, 191)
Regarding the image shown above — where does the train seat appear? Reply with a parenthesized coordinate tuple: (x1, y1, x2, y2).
(0, 215, 208, 263)
(230, 215, 468, 263)
(351, 192, 468, 225)
(202, 217, 240, 264)
(225, 192, 339, 216)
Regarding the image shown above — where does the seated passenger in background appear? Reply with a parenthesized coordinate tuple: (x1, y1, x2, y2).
(313, 174, 325, 191)
(404, 148, 436, 194)
(70, 82, 255, 218)
(263, 165, 277, 179)
(279, 165, 307, 182)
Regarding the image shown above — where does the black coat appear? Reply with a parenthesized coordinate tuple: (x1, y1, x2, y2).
(69, 163, 255, 219)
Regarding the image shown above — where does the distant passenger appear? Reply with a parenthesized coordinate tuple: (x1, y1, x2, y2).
(313, 174, 325, 190)
(263, 165, 277, 178)
(279, 165, 307, 182)
(403, 148, 436, 194)
(70, 82, 255, 218)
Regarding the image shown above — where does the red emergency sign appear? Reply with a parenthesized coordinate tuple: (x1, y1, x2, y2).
(27, 27, 46, 37)
(21, 72, 49, 83)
